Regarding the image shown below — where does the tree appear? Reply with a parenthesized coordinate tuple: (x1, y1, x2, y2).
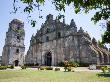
(102, 21, 110, 44)
(13, 0, 110, 43)
(98, 40, 104, 48)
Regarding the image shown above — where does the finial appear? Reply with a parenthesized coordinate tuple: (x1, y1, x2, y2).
(46, 14, 53, 21)
(63, 18, 65, 24)
(78, 27, 84, 33)
(70, 19, 76, 27)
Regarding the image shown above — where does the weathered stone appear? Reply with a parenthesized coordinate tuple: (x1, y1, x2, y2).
(25, 14, 110, 66)
(2, 19, 25, 66)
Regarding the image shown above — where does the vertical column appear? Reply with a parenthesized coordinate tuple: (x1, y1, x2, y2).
(51, 50, 54, 66)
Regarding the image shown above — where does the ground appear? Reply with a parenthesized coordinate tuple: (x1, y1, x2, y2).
(0, 68, 110, 82)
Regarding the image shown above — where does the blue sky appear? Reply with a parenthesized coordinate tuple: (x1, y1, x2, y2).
(0, 0, 107, 56)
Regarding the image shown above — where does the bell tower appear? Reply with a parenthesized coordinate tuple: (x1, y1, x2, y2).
(2, 19, 25, 66)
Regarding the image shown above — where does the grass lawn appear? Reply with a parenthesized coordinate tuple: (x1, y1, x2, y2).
(0, 69, 110, 82)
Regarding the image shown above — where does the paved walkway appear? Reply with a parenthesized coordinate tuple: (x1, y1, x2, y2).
(74, 67, 102, 72)
(51, 67, 102, 72)
(6, 66, 102, 72)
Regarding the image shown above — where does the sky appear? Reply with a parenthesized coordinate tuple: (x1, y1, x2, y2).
(0, 0, 107, 56)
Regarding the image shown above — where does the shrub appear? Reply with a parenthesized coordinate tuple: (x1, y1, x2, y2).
(7, 65, 14, 69)
(101, 67, 107, 74)
(58, 61, 79, 67)
(35, 63, 39, 66)
(69, 61, 79, 67)
(55, 68, 60, 71)
(0, 66, 7, 70)
(108, 68, 110, 72)
(45, 67, 53, 70)
(7, 66, 10, 68)
(64, 66, 68, 71)
(96, 65, 107, 70)
(10, 65, 14, 69)
(78, 63, 90, 67)
(21, 66, 26, 69)
(67, 67, 71, 72)
(58, 62, 65, 67)
(40, 67, 45, 70)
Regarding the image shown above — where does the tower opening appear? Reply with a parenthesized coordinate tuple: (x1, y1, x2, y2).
(14, 60, 19, 66)
(45, 52, 52, 66)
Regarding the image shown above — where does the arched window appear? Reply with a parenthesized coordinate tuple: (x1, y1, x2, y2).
(58, 32, 61, 38)
(17, 36, 20, 40)
(46, 28, 50, 33)
(16, 49, 19, 53)
(17, 27, 20, 30)
(46, 36, 49, 42)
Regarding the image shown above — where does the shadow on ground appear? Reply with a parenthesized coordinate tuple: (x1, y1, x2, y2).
(97, 73, 110, 77)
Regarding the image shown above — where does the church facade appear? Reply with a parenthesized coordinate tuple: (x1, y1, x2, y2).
(2, 19, 25, 66)
(25, 14, 110, 66)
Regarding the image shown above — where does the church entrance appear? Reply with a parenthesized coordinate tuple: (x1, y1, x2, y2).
(14, 60, 19, 66)
(45, 52, 52, 66)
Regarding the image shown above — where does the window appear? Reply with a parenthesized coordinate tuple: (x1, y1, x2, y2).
(46, 28, 50, 33)
(46, 36, 49, 42)
(58, 32, 61, 38)
(17, 36, 20, 40)
(17, 27, 20, 30)
(16, 49, 19, 53)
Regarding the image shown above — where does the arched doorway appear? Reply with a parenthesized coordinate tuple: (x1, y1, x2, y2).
(45, 52, 52, 66)
(14, 60, 19, 66)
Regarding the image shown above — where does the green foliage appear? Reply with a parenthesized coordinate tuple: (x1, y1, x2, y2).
(102, 21, 110, 44)
(102, 31, 110, 44)
(24, 5, 33, 13)
(64, 60, 74, 72)
(96, 65, 107, 70)
(10, 65, 14, 69)
(45, 66, 53, 70)
(98, 40, 104, 48)
(40, 67, 45, 70)
(108, 68, 110, 72)
(55, 68, 60, 71)
(21, 0, 33, 4)
(100, 67, 108, 74)
(58, 61, 65, 67)
(31, 20, 36, 27)
(39, 66, 53, 70)
(24, 63, 39, 66)
(69, 61, 79, 67)
(13, 0, 110, 43)
(14, 0, 110, 23)
(67, 67, 71, 72)
(78, 63, 90, 67)
(21, 66, 26, 69)
(0, 66, 7, 70)
(7, 65, 14, 69)
(53, 0, 110, 23)
(58, 61, 79, 67)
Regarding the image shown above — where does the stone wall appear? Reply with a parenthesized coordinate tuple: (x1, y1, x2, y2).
(25, 14, 110, 66)
(2, 19, 25, 66)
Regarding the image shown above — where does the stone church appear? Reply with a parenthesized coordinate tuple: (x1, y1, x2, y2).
(25, 14, 110, 66)
(2, 19, 25, 66)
